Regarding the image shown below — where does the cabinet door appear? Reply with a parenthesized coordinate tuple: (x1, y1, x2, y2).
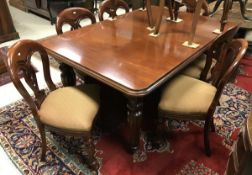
(0, 0, 19, 43)
(71, 0, 94, 11)
(48, 0, 94, 24)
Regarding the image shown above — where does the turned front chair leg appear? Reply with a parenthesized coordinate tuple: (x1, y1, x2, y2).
(204, 118, 211, 156)
(39, 124, 46, 161)
(127, 96, 143, 154)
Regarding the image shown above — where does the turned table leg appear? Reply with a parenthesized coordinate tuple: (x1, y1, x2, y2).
(126, 96, 143, 153)
(59, 63, 76, 86)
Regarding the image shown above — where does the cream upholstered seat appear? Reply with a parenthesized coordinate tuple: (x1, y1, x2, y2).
(158, 39, 248, 156)
(159, 75, 216, 117)
(39, 85, 99, 132)
(7, 40, 100, 172)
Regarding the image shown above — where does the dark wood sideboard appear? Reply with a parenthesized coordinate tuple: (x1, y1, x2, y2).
(0, 0, 19, 73)
(24, 0, 94, 24)
(9, 0, 27, 11)
(0, 0, 19, 44)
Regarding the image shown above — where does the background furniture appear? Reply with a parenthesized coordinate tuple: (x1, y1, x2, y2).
(209, 1, 252, 30)
(24, 0, 94, 24)
(0, 47, 8, 74)
(24, 0, 51, 20)
(211, 0, 252, 20)
(9, 0, 27, 11)
(0, 0, 19, 44)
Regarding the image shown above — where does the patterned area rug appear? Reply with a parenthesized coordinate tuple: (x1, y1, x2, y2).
(235, 54, 252, 92)
(0, 83, 251, 175)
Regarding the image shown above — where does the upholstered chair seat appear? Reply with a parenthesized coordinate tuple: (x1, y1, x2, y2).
(159, 75, 216, 117)
(39, 85, 99, 131)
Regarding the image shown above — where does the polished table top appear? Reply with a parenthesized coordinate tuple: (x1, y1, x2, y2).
(40, 7, 237, 96)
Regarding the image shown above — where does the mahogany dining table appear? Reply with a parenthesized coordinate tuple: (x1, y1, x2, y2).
(39, 6, 237, 158)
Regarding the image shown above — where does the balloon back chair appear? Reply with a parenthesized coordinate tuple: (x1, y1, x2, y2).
(55, 7, 96, 83)
(183, 26, 240, 81)
(7, 40, 100, 171)
(158, 38, 248, 156)
(98, 0, 129, 21)
(56, 7, 96, 34)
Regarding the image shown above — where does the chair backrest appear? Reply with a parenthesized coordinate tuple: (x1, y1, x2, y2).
(207, 26, 239, 84)
(56, 7, 96, 35)
(182, 0, 209, 16)
(211, 26, 240, 61)
(200, 26, 239, 81)
(211, 38, 248, 98)
(98, 0, 129, 21)
(7, 40, 56, 115)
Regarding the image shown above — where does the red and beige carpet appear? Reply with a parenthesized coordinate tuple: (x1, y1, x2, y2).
(235, 54, 252, 92)
(0, 78, 251, 175)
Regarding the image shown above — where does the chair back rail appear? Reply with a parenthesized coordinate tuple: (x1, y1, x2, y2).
(56, 7, 96, 35)
(7, 40, 56, 115)
(98, 0, 129, 21)
(200, 26, 240, 80)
